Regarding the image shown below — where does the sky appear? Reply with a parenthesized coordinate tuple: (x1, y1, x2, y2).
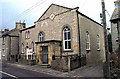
(0, 0, 116, 30)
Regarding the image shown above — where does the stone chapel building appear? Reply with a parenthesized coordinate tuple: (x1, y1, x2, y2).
(19, 4, 105, 67)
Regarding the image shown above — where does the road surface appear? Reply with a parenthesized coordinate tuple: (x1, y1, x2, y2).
(1, 61, 54, 79)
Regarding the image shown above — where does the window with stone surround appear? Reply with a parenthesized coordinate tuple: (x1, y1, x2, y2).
(22, 43, 24, 53)
(2, 49, 5, 56)
(63, 26, 71, 51)
(39, 32, 44, 42)
(32, 41, 34, 52)
(25, 31, 30, 39)
(25, 31, 27, 39)
(86, 31, 90, 50)
(28, 31, 30, 39)
(97, 35, 100, 50)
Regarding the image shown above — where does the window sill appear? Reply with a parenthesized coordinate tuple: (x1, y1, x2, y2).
(63, 50, 73, 52)
(97, 49, 101, 51)
(86, 49, 91, 51)
(21, 52, 24, 54)
(25, 38, 30, 39)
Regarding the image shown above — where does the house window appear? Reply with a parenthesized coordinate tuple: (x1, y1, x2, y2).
(63, 26, 71, 50)
(2, 49, 5, 57)
(3, 37, 5, 44)
(25, 31, 30, 39)
(22, 43, 24, 53)
(28, 31, 30, 39)
(86, 31, 90, 50)
(39, 32, 44, 42)
(25, 31, 28, 39)
(32, 41, 34, 51)
(97, 35, 100, 50)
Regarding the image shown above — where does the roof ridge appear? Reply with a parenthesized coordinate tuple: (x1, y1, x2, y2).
(35, 3, 75, 22)
(51, 3, 73, 10)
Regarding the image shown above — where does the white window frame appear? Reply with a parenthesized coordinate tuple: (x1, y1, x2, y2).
(25, 31, 30, 39)
(63, 27, 71, 51)
(86, 31, 90, 50)
(97, 35, 100, 50)
(39, 32, 44, 42)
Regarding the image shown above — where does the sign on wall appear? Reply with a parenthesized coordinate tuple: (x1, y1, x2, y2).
(26, 48, 33, 60)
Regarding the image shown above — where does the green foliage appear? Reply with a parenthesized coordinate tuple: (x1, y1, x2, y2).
(109, 52, 120, 79)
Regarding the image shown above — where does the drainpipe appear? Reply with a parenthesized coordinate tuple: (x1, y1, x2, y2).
(117, 21, 120, 51)
(9, 36, 11, 62)
(76, 11, 81, 57)
(60, 42, 62, 58)
(76, 10, 82, 67)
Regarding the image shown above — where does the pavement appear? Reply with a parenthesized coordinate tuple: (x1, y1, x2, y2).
(4, 61, 104, 77)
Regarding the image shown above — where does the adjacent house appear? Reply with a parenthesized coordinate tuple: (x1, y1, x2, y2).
(0, 29, 9, 60)
(19, 4, 105, 69)
(0, 31, 3, 59)
(110, 0, 120, 52)
(2, 22, 25, 62)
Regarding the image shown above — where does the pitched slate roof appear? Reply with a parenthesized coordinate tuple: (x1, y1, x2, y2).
(110, 1, 120, 22)
(2, 29, 19, 37)
(20, 25, 35, 32)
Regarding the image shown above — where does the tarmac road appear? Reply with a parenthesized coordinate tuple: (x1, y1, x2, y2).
(1, 61, 54, 79)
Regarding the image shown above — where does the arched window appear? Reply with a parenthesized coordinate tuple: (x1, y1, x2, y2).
(97, 35, 100, 50)
(25, 31, 28, 39)
(22, 43, 24, 53)
(63, 26, 71, 50)
(28, 31, 30, 39)
(25, 31, 30, 39)
(32, 41, 34, 51)
(39, 32, 44, 42)
(86, 31, 90, 50)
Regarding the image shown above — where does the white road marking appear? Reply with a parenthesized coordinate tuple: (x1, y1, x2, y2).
(0, 71, 18, 79)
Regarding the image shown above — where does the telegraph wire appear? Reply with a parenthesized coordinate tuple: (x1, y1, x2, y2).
(3, 0, 47, 29)
(16, 0, 47, 18)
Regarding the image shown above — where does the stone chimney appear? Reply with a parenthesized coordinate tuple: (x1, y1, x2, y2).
(4, 29, 9, 32)
(16, 20, 26, 29)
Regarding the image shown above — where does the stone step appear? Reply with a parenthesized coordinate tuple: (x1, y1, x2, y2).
(39, 64, 51, 68)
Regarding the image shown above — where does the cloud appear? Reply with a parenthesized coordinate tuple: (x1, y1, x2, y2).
(0, 0, 16, 3)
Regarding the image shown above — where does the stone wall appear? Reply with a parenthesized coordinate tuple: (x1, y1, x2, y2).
(36, 41, 61, 65)
(51, 56, 68, 72)
(78, 14, 106, 64)
(20, 4, 79, 57)
(51, 55, 85, 72)
(111, 22, 119, 52)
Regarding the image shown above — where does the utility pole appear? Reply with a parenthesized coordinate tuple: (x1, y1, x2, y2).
(101, 0, 111, 78)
